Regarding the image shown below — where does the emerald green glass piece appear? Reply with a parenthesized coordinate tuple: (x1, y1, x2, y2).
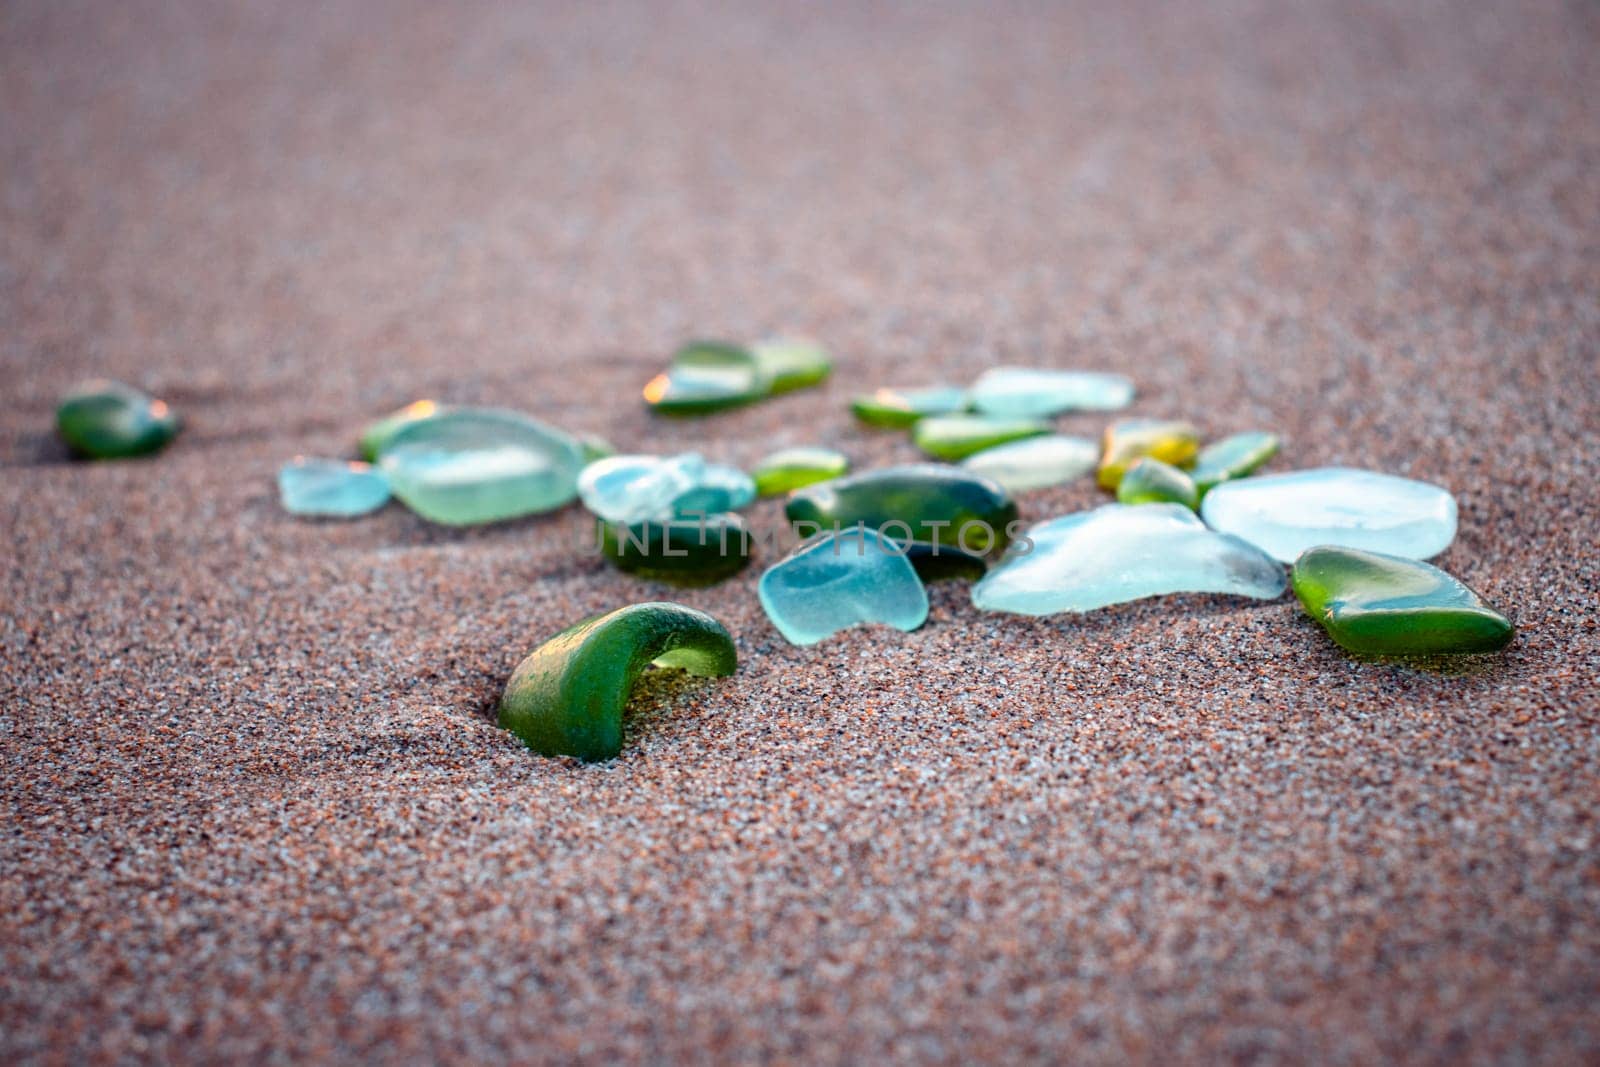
(600, 513, 752, 583)
(785, 464, 1018, 555)
(1291, 546, 1513, 656)
(752, 339, 832, 393)
(1116, 457, 1199, 510)
(359, 400, 448, 461)
(912, 414, 1051, 461)
(378, 407, 585, 525)
(1192, 431, 1280, 495)
(55, 380, 180, 460)
(498, 602, 737, 762)
(903, 541, 989, 582)
(850, 386, 969, 428)
(758, 529, 929, 645)
(1097, 418, 1200, 489)
(752, 447, 850, 496)
(643, 340, 767, 415)
(278, 458, 391, 517)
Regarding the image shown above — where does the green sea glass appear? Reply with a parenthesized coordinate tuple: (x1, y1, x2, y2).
(498, 602, 737, 762)
(360, 400, 448, 461)
(752, 339, 833, 393)
(850, 386, 969, 429)
(1116, 458, 1199, 510)
(785, 464, 1018, 555)
(912, 414, 1051, 461)
(1192, 431, 1280, 495)
(643, 340, 767, 415)
(56, 380, 180, 459)
(1291, 546, 1513, 656)
(579, 434, 616, 464)
(600, 513, 752, 583)
(1097, 418, 1200, 490)
(752, 447, 850, 496)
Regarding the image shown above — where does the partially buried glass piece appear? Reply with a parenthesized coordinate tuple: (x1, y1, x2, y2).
(1292, 546, 1512, 656)
(972, 503, 1286, 615)
(56, 380, 180, 460)
(643, 340, 767, 416)
(360, 400, 447, 462)
(968, 367, 1135, 417)
(913, 413, 1051, 461)
(1116, 457, 1199, 510)
(278, 458, 391, 517)
(752, 447, 850, 496)
(498, 602, 737, 762)
(961, 434, 1099, 493)
(1201, 467, 1457, 563)
(600, 513, 752, 583)
(1097, 418, 1200, 489)
(786, 464, 1018, 555)
(379, 407, 586, 525)
(578, 453, 755, 524)
(851, 385, 969, 429)
(758, 529, 929, 646)
(1191, 431, 1280, 495)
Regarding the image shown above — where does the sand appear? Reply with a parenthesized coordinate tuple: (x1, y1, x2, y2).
(2, 1, 1598, 1062)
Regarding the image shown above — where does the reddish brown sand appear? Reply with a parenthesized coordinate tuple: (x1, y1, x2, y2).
(3, 1, 1598, 1062)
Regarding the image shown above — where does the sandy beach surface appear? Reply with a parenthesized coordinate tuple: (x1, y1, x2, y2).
(3, 1, 1597, 1062)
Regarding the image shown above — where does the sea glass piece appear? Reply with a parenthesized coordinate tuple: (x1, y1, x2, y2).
(578, 453, 755, 524)
(758, 529, 929, 645)
(579, 434, 616, 464)
(912, 414, 1051, 461)
(1292, 546, 1513, 656)
(56, 380, 180, 460)
(785, 464, 1018, 555)
(498, 602, 737, 762)
(752, 447, 850, 496)
(600, 513, 752, 583)
(1201, 467, 1457, 563)
(960, 435, 1098, 493)
(968, 367, 1135, 417)
(359, 400, 447, 461)
(851, 386, 969, 428)
(1116, 458, 1199, 510)
(1097, 418, 1200, 489)
(278, 458, 391, 517)
(379, 407, 585, 525)
(752, 339, 833, 393)
(643, 340, 767, 415)
(1192, 431, 1280, 495)
(971, 503, 1286, 615)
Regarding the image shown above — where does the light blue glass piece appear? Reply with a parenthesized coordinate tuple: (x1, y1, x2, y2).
(1200, 466, 1457, 563)
(968, 367, 1135, 417)
(960, 434, 1099, 492)
(758, 528, 930, 645)
(278, 458, 391, 517)
(972, 503, 1286, 615)
(578, 453, 755, 524)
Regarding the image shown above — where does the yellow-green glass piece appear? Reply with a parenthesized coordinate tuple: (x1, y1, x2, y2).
(1192, 431, 1280, 495)
(1097, 418, 1200, 490)
(752, 447, 850, 496)
(1117, 458, 1199, 509)
(850, 386, 969, 429)
(643, 341, 767, 416)
(912, 414, 1051, 462)
(752, 339, 832, 393)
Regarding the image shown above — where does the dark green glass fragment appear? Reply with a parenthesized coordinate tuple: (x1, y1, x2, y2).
(600, 513, 752, 583)
(785, 464, 1018, 555)
(56, 380, 180, 460)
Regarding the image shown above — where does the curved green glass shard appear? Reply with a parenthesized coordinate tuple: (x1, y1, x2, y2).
(56, 380, 180, 460)
(1192, 431, 1280, 495)
(1097, 418, 1200, 489)
(379, 408, 585, 525)
(1291, 546, 1513, 656)
(912, 414, 1051, 461)
(752, 339, 832, 393)
(643, 340, 767, 415)
(752, 447, 850, 496)
(850, 386, 969, 429)
(600, 513, 752, 583)
(359, 400, 449, 462)
(498, 602, 737, 762)
(785, 463, 1018, 555)
(1117, 457, 1199, 510)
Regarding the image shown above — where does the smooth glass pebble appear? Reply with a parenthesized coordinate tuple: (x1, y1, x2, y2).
(643, 340, 767, 415)
(1117, 457, 1199, 510)
(969, 367, 1135, 417)
(1097, 418, 1200, 489)
(851, 386, 969, 429)
(1192, 431, 1280, 495)
(600, 513, 752, 583)
(56, 380, 180, 460)
(972, 503, 1286, 615)
(786, 464, 1018, 555)
(751, 338, 833, 393)
(961, 434, 1098, 492)
(1201, 467, 1457, 563)
(379, 408, 585, 525)
(758, 529, 929, 645)
(912, 414, 1051, 461)
(499, 602, 737, 762)
(360, 400, 446, 462)
(752, 447, 850, 496)
(579, 453, 755, 524)
(278, 458, 391, 517)
(1292, 546, 1513, 656)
